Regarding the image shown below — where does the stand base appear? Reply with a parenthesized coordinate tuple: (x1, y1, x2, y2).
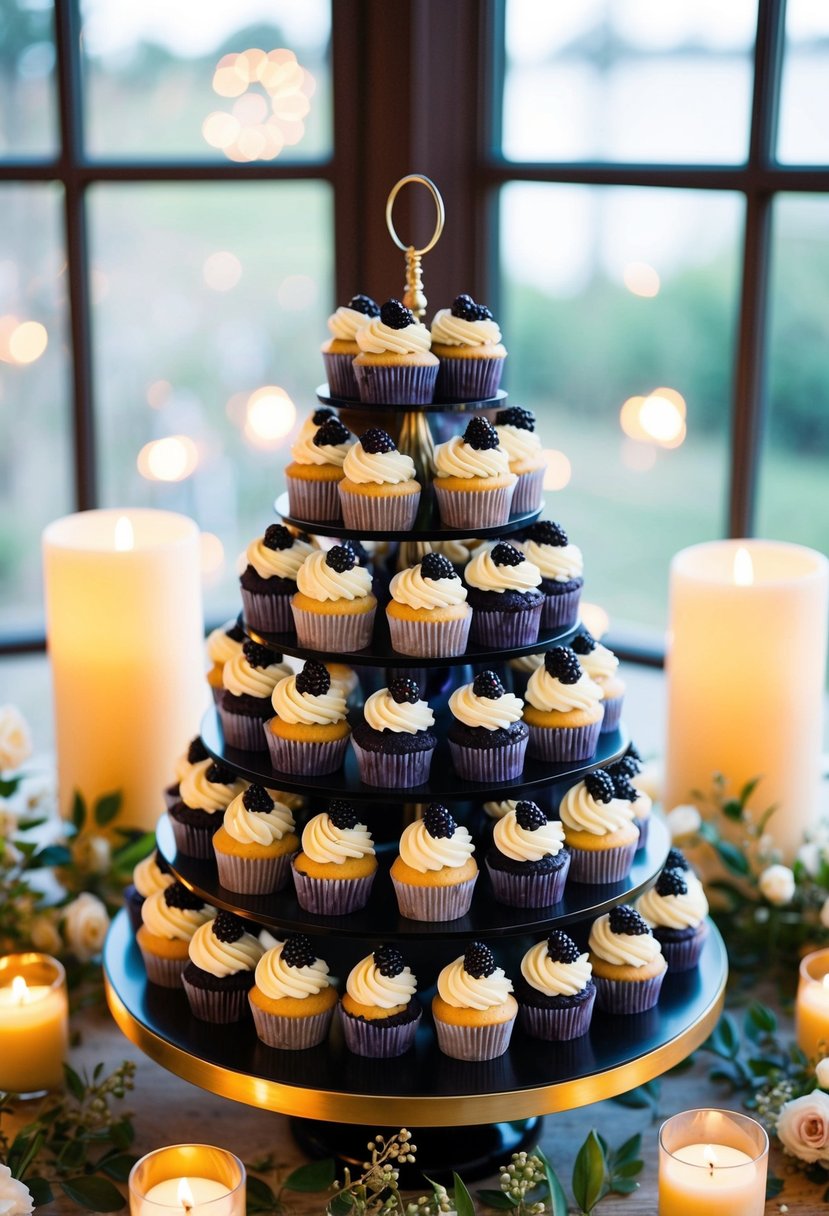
(290, 1116, 544, 1185)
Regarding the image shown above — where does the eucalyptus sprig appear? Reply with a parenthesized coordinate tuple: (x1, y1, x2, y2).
(476, 1136, 643, 1216)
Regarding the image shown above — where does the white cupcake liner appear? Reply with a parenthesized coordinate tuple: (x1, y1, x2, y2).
(518, 989, 595, 1041)
(351, 740, 435, 788)
(391, 874, 477, 921)
(286, 475, 342, 523)
(449, 735, 527, 782)
(566, 838, 638, 884)
(339, 486, 421, 531)
(386, 610, 472, 658)
(601, 695, 624, 733)
(214, 847, 297, 894)
(469, 602, 543, 648)
(218, 705, 270, 751)
(291, 602, 376, 652)
(240, 588, 294, 634)
(541, 585, 582, 631)
(511, 467, 546, 514)
(526, 719, 601, 762)
(250, 999, 335, 1049)
(433, 481, 516, 528)
(322, 352, 359, 399)
(265, 727, 349, 776)
(140, 948, 188, 988)
(433, 1014, 516, 1061)
(181, 974, 253, 1023)
(338, 1007, 422, 1057)
(593, 970, 665, 1015)
(485, 852, 570, 907)
(291, 865, 375, 915)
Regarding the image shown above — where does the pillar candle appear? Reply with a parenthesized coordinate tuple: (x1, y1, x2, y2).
(658, 1109, 768, 1216)
(795, 948, 829, 1062)
(0, 954, 68, 1095)
(665, 540, 828, 860)
(43, 509, 207, 832)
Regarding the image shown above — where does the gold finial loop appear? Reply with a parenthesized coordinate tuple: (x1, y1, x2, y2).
(385, 174, 445, 320)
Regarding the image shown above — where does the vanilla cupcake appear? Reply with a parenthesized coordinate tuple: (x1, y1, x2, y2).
(431, 294, 507, 401)
(218, 640, 292, 751)
(322, 294, 379, 397)
(351, 678, 437, 788)
(213, 785, 299, 894)
(124, 850, 173, 934)
(291, 545, 377, 652)
(250, 934, 337, 1049)
(285, 415, 354, 522)
(137, 884, 215, 987)
(165, 735, 209, 809)
(637, 867, 709, 971)
(559, 770, 639, 884)
(182, 911, 265, 1024)
(292, 802, 377, 915)
(523, 647, 604, 762)
(572, 631, 625, 733)
(391, 803, 478, 921)
(338, 428, 421, 530)
(387, 552, 472, 658)
(353, 298, 438, 405)
(588, 906, 666, 1015)
(239, 524, 314, 634)
(205, 622, 245, 704)
(517, 931, 596, 1041)
(519, 521, 584, 631)
(494, 407, 545, 513)
(486, 800, 570, 908)
(433, 416, 516, 528)
(464, 540, 543, 647)
(448, 670, 528, 782)
(168, 759, 247, 859)
(432, 942, 517, 1061)
(339, 945, 421, 1057)
(265, 659, 351, 776)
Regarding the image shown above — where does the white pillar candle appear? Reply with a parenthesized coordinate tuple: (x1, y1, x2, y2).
(43, 509, 207, 832)
(665, 539, 829, 861)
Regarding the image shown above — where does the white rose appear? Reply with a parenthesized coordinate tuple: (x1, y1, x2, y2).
(777, 1090, 829, 1165)
(0, 706, 32, 773)
(758, 864, 795, 907)
(817, 1058, 829, 1090)
(71, 834, 112, 875)
(29, 913, 62, 956)
(821, 896, 829, 930)
(63, 892, 109, 962)
(0, 1165, 34, 1216)
(798, 842, 822, 877)
(666, 804, 701, 840)
(633, 760, 663, 803)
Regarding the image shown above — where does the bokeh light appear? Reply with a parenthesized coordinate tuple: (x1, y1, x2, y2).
(580, 602, 610, 639)
(137, 435, 199, 482)
(205, 47, 314, 163)
(623, 261, 661, 297)
(541, 448, 572, 491)
(146, 379, 172, 409)
(0, 319, 48, 364)
(203, 251, 242, 292)
(202, 112, 241, 149)
(620, 388, 687, 449)
(244, 386, 297, 447)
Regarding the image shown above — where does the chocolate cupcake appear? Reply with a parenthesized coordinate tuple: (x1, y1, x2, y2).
(353, 298, 438, 405)
(136, 883, 215, 988)
(182, 910, 265, 1024)
(291, 545, 378, 652)
(339, 428, 421, 531)
(213, 785, 299, 894)
(431, 293, 507, 401)
(486, 800, 570, 908)
(250, 934, 337, 1050)
(387, 552, 472, 658)
(588, 905, 667, 1015)
(218, 640, 292, 751)
(164, 735, 209, 811)
(519, 521, 583, 631)
(351, 679, 437, 788)
(321, 294, 379, 398)
(432, 942, 517, 1061)
(523, 647, 604, 762)
(168, 759, 246, 860)
(285, 415, 354, 522)
(124, 849, 173, 934)
(495, 407, 545, 513)
(517, 931, 596, 1041)
(291, 802, 377, 915)
(433, 416, 516, 529)
(464, 541, 543, 648)
(339, 945, 421, 1057)
(448, 670, 528, 782)
(266, 660, 351, 776)
(239, 524, 314, 633)
(391, 804, 478, 921)
(558, 769, 639, 884)
(573, 630, 625, 733)
(205, 623, 245, 705)
(637, 867, 709, 971)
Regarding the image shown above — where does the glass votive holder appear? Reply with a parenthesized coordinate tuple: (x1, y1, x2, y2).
(658, 1108, 768, 1216)
(795, 947, 829, 1062)
(128, 1145, 245, 1215)
(0, 952, 68, 1097)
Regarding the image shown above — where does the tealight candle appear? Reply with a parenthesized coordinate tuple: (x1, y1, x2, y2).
(795, 948, 829, 1062)
(128, 1145, 245, 1216)
(658, 1109, 768, 1216)
(0, 954, 68, 1095)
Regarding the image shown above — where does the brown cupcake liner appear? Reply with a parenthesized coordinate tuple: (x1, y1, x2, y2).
(526, 719, 601, 762)
(485, 852, 570, 907)
(353, 361, 438, 406)
(541, 585, 582, 631)
(386, 610, 472, 658)
(593, 969, 665, 1015)
(250, 999, 335, 1049)
(433, 481, 515, 529)
(433, 1014, 516, 1061)
(339, 486, 421, 531)
(240, 588, 294, 634)
(291, 602, 376, 652)
(469, 602, 543, 648)
(322, 351, 360, 399)
(218, 705, 269, 751)
(339, 1007, 422, 1057)
(291, 865, 375, 915)
(182, 974, 253, 1023)
(449, 735, 527, 782)
(566, 838, 638, 884)
(170, 814, 221, 860)
(140, 948, 188, 989)
(214, 847, 297, 894)
(658, 924, 707, 972)
(511, 467, 546, 514)
(519, 989, 596, 1041)
(286, 475, 342, 523)
(265, 727, 349, 776)
(391, 874, 477, 921)
(351, 740, 435, 788)
(435, 354, 504, 402)
(600, 695, 624, 733)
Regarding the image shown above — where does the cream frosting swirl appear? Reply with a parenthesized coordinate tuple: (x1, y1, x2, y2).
(223, 791, 296, 846)
(434, 434, 511, 480)
(223, 650, 292, 699)
(559, 781, 635, 836)
(449, 683, 524, 730)
(430, 308, 502, 347)
(343, 441, 417, 486)
(356, 316, 431, 356)
(520, 941, 592, 997)
(525, 666, 603, 713)
(327, 305, 374, 342)
(483, 799, 519, 820)
(174, 751, 195, 783)
(271, 674, 347, 726)
(363, 688, 434, 734)
(290, 429, 353, 468)
(300, 813, 374, 865)
(398, 819, 474, 873)
(141, 889, 214, 940)
(588, 914, 663, 968)
(296, 549, 373, 603)
(188, 919, 264, 977)
(390, 565, 468, 610)
(206, 624, 244, 666)
(246, 534, 314, 581)
(437, 956, 513, 1010)
(346, 954, 417, 1008)
(496, 424, 543, 465)
(520, 539, 583, 582)
(255, 940, 331, 1000)
(464, 546, 541, 594)
(133, 852, 174, 899)
(179, 759, 246, 813)
(493, 811, 565, 862)
(577, 643, 619, 682)
(637, 881, 709, 930)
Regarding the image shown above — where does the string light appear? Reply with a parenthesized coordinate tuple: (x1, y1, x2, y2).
(205, 47, 315, 163)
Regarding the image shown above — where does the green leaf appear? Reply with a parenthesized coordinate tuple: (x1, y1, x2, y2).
(739, 777, 761, 806)
(721, 798, 744, 821)
(571, 1131, 607, 1215)
(71, 791, 87, 831)
(609, 1178, 639, 1195)
(612, 1082, 658, 1110)
(476, 1189, 516, 1209)
(535, 1148, 568, 1216)
(713, 839, 750, 877)
(109, 1119, 135, 1150)
(25, 1178, 53, 1206)
(453, 1171, 476, 1216)
(94, 792, 122, 827)
(33, 844, 72, 868)
(613, 1160, 644, 1179)
(99, 1154, 138, 1182)
(766, 1174, 784, 1200)
(63, 1064, 86, 1102)
(15, 817, 47, 832)
(282, 1158, 336, 1192)
(111, 832, 156, 872)
(0, 775, 23, 797)
(612, 1134, 642, 1167)
(706, 1012, 740, 1059)
(60, 1175, 126, 1212)
(327, 1194, 354, 1216)
(245, 1175, 282, 1213)
(744, 1001, 777, 1039)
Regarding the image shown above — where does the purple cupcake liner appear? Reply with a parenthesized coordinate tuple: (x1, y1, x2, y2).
(240, 588, 294, 634)
(386, 610, 472, 658)
(218, 705, 269, 751)
(433, 481, 516, 529)
(214, 847, 297, 894)
(527, 718, 602, 762)
(265, 726, 349, 776)
(322, 351, 360, 399)
(541, 585, 583, 631)
(339, 486, 421, 531)
(635, 815, 650, 852)
(658, 924, 707, 972)
(339, 1007, 422, 1057)
(469, 602, 543, 648)
(170, 815, 220, 860)
(391, 874, 477, 921)
(164, 783, 180, 811)
(210, 685, 223, 706)
(567, 838, 638, 884)
(351, 740, 435, 788)
(600, 694, 624, 733)
(181, 974, 252, 1024)
(435, 354, 505, 402)
(286, 474, 342, 523)
(250, 999, 335, 1049)
(433, 1014, 516, 1061)
(449, 734, 528, 782)
(291, 865, 376, 915)
(353, 361, 438, 406)
(140, 948, 188, 989)
(291, 602, 376, 652)
(485, 852, 570, 908)
(511, 466, 546, 514)
(519, 989, 596, 1041)
(593, 968, 666, 1015)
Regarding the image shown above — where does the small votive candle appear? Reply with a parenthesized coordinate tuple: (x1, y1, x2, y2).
(795, 948, 829, 1062)
(0, 953, 68, 1096)
(658, 1108, 768, 1216)
(128, 1145, 245, 1216)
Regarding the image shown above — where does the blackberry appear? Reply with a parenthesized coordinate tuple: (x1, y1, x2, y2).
(515, 800, 546, 831)
(296, 660, 331, 697)
(314, 417, 351, 448)
(626, 743, 642, 765)
(424, 803, 457, 839)
(360, 427, 396, 454)
(665, 847, 690, 873)
(187, 736, 209, 764)
(495, 406, 535, 432)
(608, 755, 640, 780)
(263, 524, 294, 551)
(312, 406, 335, 426)
(472, 670, 505, 700)
(226, 623, 246, 643)
(571, 631, 597, 656)
(464, 942, 496, 979)
(656, 869, 688, 898)
(544, 647, 582, 684)
(389, 678, 421, 704)
(282, 934, 316, 969)
(380, 298, 414, 329)
(243, 784, 274, 813)
(163, 883, 204, 912)
(374, 944, 406, 977)
(463, 416, 499, 451)
(325, 544, 356, 573)
(213, 911, 247, 943)
(206, 762, 236, 785)
(329, 800, 358, 830)
(608, 905, 650, 936)
(612, 775, 639, 803)
(243, 639, 279, 669)
(420, 552, 457, 582)
(525, 520, 568, 548)
(490, 541, 524, 567)
(450, 293, 478, 321)
(583, 770, 616, 804)
(474, 302, 493, 321)
(348, 294, 380, 317)
(344, 538, 370, 566)
(546, 930, 581, 964)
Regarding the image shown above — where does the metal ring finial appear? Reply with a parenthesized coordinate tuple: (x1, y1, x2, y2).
(385, 174, 445, 319)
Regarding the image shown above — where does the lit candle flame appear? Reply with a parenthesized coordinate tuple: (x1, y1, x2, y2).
(114, 516, 134, 552)
(11, 975, 28, 1004)
(704, 1144, 718, 1174)
(177, 1178, 194, 1212)
(733, 546, 753, 587)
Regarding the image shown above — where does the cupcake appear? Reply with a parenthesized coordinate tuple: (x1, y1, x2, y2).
(213, 785, 299, 894)
(507, 652, 543, 698)
(387, 552, 472, 658)
(523, 647, 604, 762)
(517, 930, 596, 1041)
(339, 944, 421, 1057)
(250, 933, 337, 1050)
(353, 298, 438, 405)
(285, 415, 354, 522)
(327, 662, 361, 707)
(182, 911, 265, 1024)
(321, 294, 379, 397)
(351, 678, 437, 788)
(205, 622, 245, 705)
(486, 799, 570, 908)
(637, 867, 709, 971)
(432, 942, 517, 1061)
(124, 850, 174, 934)
(448, 670, 528, 782)
(391, 803, 478, 921)
(464, 541, 543, 648)
(136, 883, 215, 988)
(291, 545, 377, 652)
(296, 405, 335, 442)
(519, 522, 583, 631)
(169, 759, 246, 859)
(266, 660, 351, 776)
(588, 905, 667, 1014)
(218, 640, 292, 751)
(559, 770, 639, 884)
(338, 428, 421, 530)
(165, 735, 209, 810)
(494, 407, 546, 513)
(433, 416, 516, 528)
(431, 294, 507, 401)
(239, 524, 314, 634)
(572, 631, 625, 733)
(608, 768, 652, 851)
(662, 846, 704, 893)
(291, 801, 377, 915)
(482, 798, 520, 820)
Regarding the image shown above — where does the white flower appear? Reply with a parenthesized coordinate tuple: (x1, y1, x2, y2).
(758, 864, 796, 906)
(71, 834, 111, 875)
(63, 892, 109, 962)
(666, 804, 701, 840)
(633, 759, 663, 803)
(821, 896, 829, 930)
(817, 1058, 829, 1090)
(798, 842, 823, 877)
(29, 913, 62, 956)
(0, 1164, 34, 1216)
(777, 1090, 829, 1165)
(0, 706, 32, 773)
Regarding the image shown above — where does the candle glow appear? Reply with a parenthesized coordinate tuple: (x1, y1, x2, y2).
(178, 1178, 194, 1212)
(114, 516, 134, 551)
(0, 955, 69, 1095)
(733, 546, 753, 586)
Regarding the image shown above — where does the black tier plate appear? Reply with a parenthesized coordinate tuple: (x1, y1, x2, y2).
(201, 705, 629, 803)
(274, 491, 542, 542)
(156, 813, 669, 941)
(316, 384, 508, 415)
